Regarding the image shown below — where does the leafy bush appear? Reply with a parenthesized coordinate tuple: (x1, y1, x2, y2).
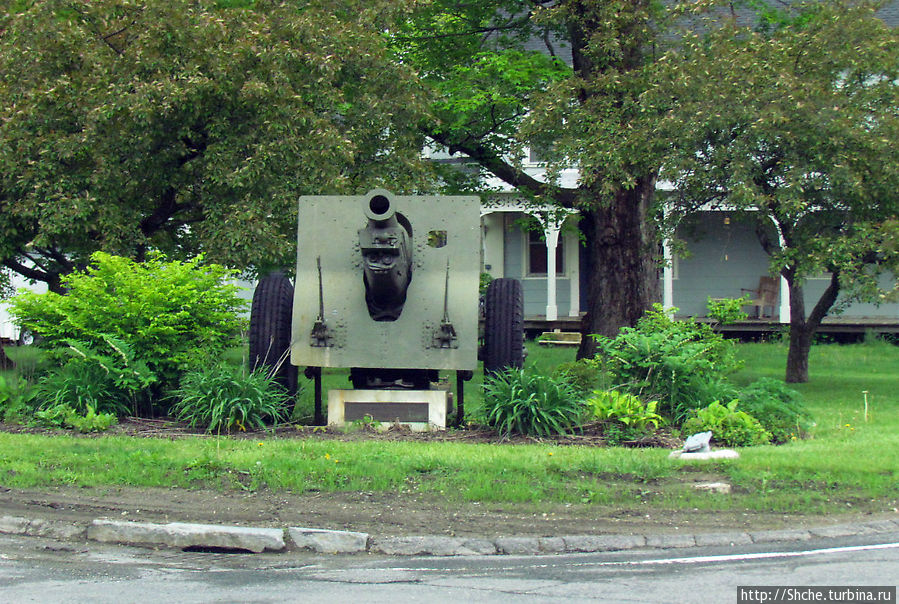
(706, 295, 750, 325)
(594, 304, 741, 420)
(0, 373, 34, 423)
(482, 368, 584, 437)
(170, 364, 291, 433)
(9, 252, 247, 413)
(2, 345, 50, 380)
(34, 404, 117, 433)
(736, 378, 813, 443)
(682, 400, 772, 447)
(553, 359, 605, 397)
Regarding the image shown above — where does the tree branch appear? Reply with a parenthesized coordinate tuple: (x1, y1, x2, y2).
(806, 270, 841, 328)
(3, 257, 49, 283)
(425, 127, 578, 206)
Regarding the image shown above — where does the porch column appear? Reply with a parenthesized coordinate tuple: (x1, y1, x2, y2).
(662, 237, 674, 316)
(566, 231, 580, 317)
(544, 226, 560, 321)
(777, 230, 791, 323)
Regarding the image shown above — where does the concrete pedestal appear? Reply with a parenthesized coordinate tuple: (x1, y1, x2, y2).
(328, 389, 447, 431)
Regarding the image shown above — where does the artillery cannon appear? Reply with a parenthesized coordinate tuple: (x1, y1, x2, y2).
(249, 190, 524, 429)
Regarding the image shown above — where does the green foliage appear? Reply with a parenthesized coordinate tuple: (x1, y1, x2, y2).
(0, 375, 9, 408)
(587, 390, 662, 431)
(10, 252, 247, 412)
(482, 368, 583, 437)
(170, 364, 291, 434)
(553, 359, 604, 397)
(0, 268, 14, 300)
(650, 0, 899, 380)
(2, 346, 51, 380)
(479, 272, 494, 295)
(706, 296, 750, 325)
(33, 404, 117, 433)
(736, 378, 813, 443)
(594, 305, 741, 420)
(682, 400, 772, 447)
(0, 373, 34, 423)
(0, 0, 432, 285)
(34, 361, 129, 417)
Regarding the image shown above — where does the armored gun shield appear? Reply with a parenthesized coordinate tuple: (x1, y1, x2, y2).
(292, 190, 481, 371)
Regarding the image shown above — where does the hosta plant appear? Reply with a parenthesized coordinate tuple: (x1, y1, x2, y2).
(682, 400, 772, 447)
(587, 390, 663, 431)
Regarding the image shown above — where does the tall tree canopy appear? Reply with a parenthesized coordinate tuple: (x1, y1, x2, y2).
(396, 0, 670, 356)
(647, 0, 899, 382)
(0, 0, 431, 291)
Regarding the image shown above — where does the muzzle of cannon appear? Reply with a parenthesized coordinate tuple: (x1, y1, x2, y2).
(358, 193, 413, 321)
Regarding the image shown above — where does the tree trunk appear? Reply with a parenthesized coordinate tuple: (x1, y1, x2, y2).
(576, 177, 661, 359)
(784, 272, 841, 383)
(785, 278, 812, 383)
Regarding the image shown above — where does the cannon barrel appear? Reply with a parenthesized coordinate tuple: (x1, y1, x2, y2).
(364, 193, 398, 227)
(358, 192, 413, 321)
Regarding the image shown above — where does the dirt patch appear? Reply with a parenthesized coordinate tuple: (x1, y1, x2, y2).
(1, 419, 896, 538)
(2, 484, 895, 539)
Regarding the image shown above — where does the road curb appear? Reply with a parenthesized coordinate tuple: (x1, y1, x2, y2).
(1, 514, 897, 557)
(87, 519, 286, 553)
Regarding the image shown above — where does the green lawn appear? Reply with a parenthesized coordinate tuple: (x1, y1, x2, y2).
(1, 340, 897, 516)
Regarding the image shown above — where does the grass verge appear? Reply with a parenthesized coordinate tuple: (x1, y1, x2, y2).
(1, 340, 897, 516)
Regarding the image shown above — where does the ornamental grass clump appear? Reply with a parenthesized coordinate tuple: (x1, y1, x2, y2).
(482, 368, 584, 437)
(170, 364, 291, 434)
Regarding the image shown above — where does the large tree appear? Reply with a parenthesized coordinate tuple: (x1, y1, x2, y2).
(396, 0, 670, 356)
(0, 0, 432, 292)
(647, 0, 899, 382)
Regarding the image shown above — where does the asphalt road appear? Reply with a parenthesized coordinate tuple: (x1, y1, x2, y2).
(1, 532, 897, 602)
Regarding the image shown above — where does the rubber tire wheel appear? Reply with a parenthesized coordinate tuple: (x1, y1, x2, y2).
(249, 272, 298, 397)
(483, 278, 524, 375)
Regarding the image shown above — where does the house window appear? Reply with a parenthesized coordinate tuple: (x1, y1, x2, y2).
(527, 230, 564, 276)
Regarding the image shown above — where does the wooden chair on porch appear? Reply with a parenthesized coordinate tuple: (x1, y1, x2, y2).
(741, 276, 779, 319)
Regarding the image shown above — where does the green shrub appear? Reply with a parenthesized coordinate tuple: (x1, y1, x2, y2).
(594, 304, 741, 420)
(682, 400, 772, 447)
(170, 364, 291, 433)
(553, 359, 605, 397)
(2, 345, 50, 380)
(706, 295, 750, 324)
(0, 373, 34, 423)
(736, 378, 813, 443)
(482, 368, 584, 437)
(9, 252, 247, 413)
(0, 374, 9, 407)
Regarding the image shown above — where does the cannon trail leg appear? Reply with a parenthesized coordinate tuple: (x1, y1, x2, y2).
(454, 370, 473, 428)
(304, 366, 324, 425)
